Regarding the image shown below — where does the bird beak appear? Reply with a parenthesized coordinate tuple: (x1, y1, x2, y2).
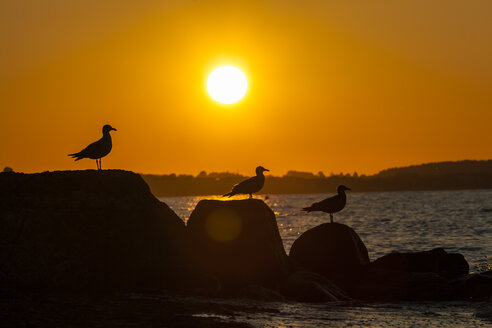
(264, 168, 270, 172)
(346, 187, 351, 191)
(112, 128, 117, 131)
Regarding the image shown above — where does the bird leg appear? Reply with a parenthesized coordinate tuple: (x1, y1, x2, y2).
(330, 213, 334, 223)
(99, 158, 102, 170)
(249, 194, 252, 199)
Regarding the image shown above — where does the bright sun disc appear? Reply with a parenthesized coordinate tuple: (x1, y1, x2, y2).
(207, 66, 247, 104)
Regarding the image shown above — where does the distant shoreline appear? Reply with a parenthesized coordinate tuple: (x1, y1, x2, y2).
(155, 187, 492, 198)
(142, 159, 492, 197)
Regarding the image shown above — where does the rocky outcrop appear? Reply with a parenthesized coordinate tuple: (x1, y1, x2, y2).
(238, 284, 286, 302)
(347, 269, 454, 301)
(451, 270, 492, 300)
(0, 170, 185, 291)
(344, 248, 471, 301)
(289, 223, 369, 285)
(371, 248, 469, 278)
(286, 222, 489, 301)
(185, 199, 290, 293)
(281, 271, 351, 303)
(2, 171, 488, 303)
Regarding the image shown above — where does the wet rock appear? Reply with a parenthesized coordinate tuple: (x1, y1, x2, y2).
(239, 284, 286, 302)
(0, 170, 185, 291)
(175, 269, 221, 297)
(0, 289, 259, 328)
(475, 302, 492, 324)
(289, 223, 369, 284)
(452, 270, 492, 300)
(339, 249, 483, 301)
(348, 269, 454, 301)
(344, 248, 471, 301)
(371, 248, 469, 278)
(186, 199, 290, 292)
(281, 271, 351, 303)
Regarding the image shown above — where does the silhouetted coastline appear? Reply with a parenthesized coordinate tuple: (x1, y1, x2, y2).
(142, 160, 492, 197)
(1, 169, 491, 326)
(2, 170, 489, 300)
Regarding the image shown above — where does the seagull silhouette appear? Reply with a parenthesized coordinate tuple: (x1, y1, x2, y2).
(68, 124, 116, 170)
(223, 166, 269, 199)
(302, 185, 351, 223)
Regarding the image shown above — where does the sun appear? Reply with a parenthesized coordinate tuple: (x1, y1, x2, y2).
(207, 66, 248, 104)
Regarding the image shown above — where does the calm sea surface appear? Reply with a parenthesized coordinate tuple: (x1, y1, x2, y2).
(160, 190, 492, 327)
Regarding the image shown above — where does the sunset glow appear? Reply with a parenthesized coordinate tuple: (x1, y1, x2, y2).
(0, 1, 491, 175)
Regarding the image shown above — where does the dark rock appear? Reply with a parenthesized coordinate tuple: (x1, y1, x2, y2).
(342, 248, 476, 301)
(344, 248, 471, 301)
(186, 199, 290, 292)
(0, 289, 260, 328)
(370, 248, 469, 278)
(451, 270, 492, 300)
(348, 269, 454, 301)
(176, 269, 221, 297)
(238, 284, 286, 302)
(0, 170, 185, 291)
(475, 303, 492, 323)
(289, 223, 369, 284)
(287, 223, 472, 302)
(281, 271, 351, 303)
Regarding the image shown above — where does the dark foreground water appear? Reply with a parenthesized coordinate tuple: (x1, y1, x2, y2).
(161, 190, 492, 327)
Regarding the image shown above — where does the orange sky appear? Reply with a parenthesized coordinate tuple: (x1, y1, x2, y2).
(1, 0, 491, 175)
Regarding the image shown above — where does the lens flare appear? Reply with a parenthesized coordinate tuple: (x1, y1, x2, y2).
(205, 209, 242, 242)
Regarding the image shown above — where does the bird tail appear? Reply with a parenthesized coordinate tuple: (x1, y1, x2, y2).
(222, 192, 234, 197)
(302, 206, 313, 212)
(68, 153, 82, 161)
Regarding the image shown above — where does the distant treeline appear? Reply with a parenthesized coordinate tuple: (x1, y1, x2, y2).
(141, 160, 492, 197)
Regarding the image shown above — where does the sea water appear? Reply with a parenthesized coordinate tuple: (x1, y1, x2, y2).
(160, 190, 492, 327)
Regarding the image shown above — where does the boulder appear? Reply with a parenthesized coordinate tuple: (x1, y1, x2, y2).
(185, 199, 290, 292)
(345, 249, 473, 301)
(0, 170, 185, 291)
(175, 269, 222, 297)
(347, 269, 454, 301)
(451, 270, 492, 300)
(475, 303, 492, 323)
(371, 248, 469, 278)
(281, 271, 351, 303)
(289, 223, 369, 285)
(238, 284, 286, 302)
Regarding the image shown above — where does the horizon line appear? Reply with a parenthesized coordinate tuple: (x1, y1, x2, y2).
(136, 158, 492, 177)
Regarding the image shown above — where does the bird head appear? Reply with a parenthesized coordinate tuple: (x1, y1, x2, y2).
(337, 185, 351, 193)
(103, 124, 117, 133)
(256, 166, 270, 175)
